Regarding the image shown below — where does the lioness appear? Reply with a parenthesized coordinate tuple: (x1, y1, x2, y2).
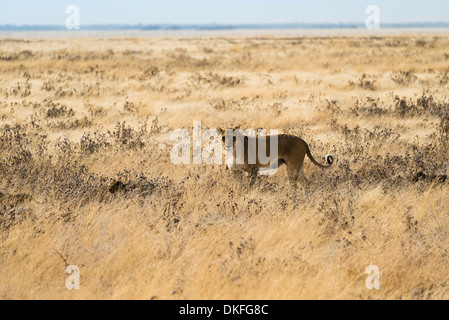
(218, 128, 334, 190)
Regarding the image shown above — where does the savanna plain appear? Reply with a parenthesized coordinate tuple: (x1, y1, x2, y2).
(1, 33, 449, 300)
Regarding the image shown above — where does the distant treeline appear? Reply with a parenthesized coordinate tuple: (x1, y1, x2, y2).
(1, 23, 449, 31)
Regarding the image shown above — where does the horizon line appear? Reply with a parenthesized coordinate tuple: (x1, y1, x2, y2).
(2, 22, 449, 31)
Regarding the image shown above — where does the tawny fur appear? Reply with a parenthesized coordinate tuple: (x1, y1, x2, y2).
(219, 128, 334, 190)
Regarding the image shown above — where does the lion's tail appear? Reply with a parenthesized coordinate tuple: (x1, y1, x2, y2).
(305, 144, 334, 168)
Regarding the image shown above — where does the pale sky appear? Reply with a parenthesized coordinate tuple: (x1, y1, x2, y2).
(1, 0, 448, 25)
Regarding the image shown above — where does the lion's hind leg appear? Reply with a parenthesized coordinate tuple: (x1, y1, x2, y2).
(287, 162, 310, 193)
(298, 164, 311, 193)
(286, 163, 300, 189)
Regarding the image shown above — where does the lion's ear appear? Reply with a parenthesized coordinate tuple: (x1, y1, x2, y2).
(217, 127, 225, 135)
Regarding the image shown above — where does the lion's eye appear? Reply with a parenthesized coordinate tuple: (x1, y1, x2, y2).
(222, 136, 226, 142)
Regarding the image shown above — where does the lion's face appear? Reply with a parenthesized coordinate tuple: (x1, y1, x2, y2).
(218, 127, 237, 153)
(218, 128, 240, 170)
(223, 134, 235, 153)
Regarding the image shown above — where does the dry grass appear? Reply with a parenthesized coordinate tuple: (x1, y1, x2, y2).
(1, 34, 449, 300)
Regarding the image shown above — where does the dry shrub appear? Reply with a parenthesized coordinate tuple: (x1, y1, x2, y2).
(357, 74, 377, 91)
(8, 80, 31, 97)
(391, 71, 417, 86)
(440, 113, 449, 139)
(188, 72, 242, 89)
(45, 104, 75, 119)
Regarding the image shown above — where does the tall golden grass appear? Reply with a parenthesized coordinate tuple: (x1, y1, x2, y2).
(1, 34, 449, 299)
